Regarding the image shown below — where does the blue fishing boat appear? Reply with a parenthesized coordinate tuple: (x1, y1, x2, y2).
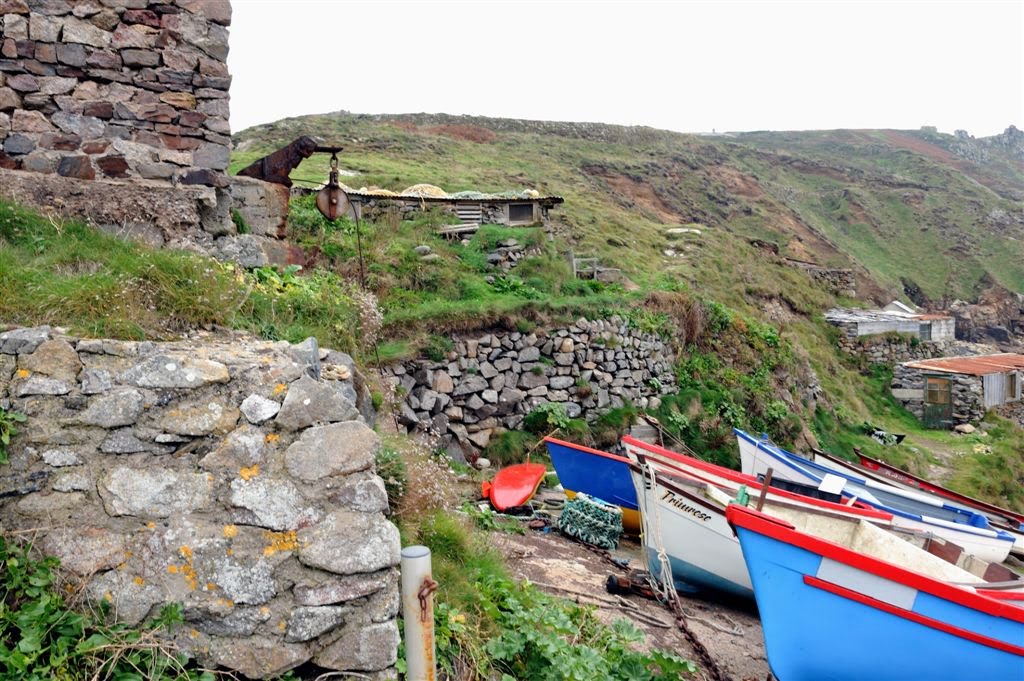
(735, 429, 1015, 563)
(727, 504, 1024, 681)
(543, 436, 641, 533)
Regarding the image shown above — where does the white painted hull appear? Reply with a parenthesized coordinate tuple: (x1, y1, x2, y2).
(736, 432, 1014, 564)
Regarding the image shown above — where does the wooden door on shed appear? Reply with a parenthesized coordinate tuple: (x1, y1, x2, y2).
(923, 375, 952, 428)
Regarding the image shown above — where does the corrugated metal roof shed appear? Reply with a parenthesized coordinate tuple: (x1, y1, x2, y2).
(903, 353, 1024, 376)
(343, 190, 564, 205)
(825, 308, 953, 324)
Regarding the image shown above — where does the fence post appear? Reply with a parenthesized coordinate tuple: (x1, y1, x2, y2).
(401, 545, 436, 681)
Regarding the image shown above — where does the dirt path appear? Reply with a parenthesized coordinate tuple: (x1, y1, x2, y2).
(491, 526, 772, 681)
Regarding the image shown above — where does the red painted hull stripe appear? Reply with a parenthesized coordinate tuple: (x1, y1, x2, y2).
(624, 436, 892, 521)
(728, 505, 1024, 623)
(804, 574, 1024, 657)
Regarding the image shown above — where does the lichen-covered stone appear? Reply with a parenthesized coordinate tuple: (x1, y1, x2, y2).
(88, 569, 164, 626)
(198, 423, 265, 469)
(78, 387, 144, 427)
(293, 570, 392, 607)
(0, 326, 50, 354)
(326, 471, 389, 513)
(120, 354, 229, 389)
(211, 556, 276, 605)
(18, 338, 81, 379)
(229, 476, 316, 531)
(285, 606, 348, 643)
(298, 510, 400, 576)
(206, 636, 310, 680)
(158, 398, 238, 436)
(15, 375, 71, 396)
(240, 393, 280, 423)
(41, 447, 83, 466)
(98, 465, 212, 517)
(38, 526, 126, 576)
(313, 620, 399, 672)
(284, 420, 377, 482)
(275, 374, 359, 431)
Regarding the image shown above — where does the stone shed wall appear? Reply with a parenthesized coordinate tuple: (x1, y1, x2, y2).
(0, 326, 399, 680)
(832, 321, 956, 364)
(890, 364, 985, 426)
(385, 317, 677, 460)
(1, 0, 232, 186)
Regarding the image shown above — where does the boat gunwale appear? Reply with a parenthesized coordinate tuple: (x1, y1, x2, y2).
(727, 504, 1024, 625)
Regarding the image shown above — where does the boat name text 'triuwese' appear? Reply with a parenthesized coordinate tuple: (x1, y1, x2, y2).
(660, 491, 712, 522)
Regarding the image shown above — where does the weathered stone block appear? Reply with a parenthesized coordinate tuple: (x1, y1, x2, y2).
(284, 420, 377, 482)
(99, 465, 213, 517)
(314, 620, 399, 672)
(298, 510, 400, 576)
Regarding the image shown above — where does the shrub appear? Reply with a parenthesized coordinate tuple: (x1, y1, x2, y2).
(424, 334, 455, 361)
(483, 430, 536, 466)
(375, 445, 407, 512)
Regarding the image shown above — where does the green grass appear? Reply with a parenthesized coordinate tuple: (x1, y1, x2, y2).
(0, 199, 363, 353)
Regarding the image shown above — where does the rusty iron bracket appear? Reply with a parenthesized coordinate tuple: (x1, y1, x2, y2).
(236, 135, 322, 187)
(417, 577, 439, 622)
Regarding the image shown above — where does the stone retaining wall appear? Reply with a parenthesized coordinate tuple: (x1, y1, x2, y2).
(0, 326, 399, 680)
(386, 317, 677, 460)
(784, 259, 856, 297)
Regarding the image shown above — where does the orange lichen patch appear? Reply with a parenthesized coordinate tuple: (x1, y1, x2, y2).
(259, 606, 270, 616)
(180, 565, 198, 591)
(146, 522, 156, 530)
(116, 562, 126, 570)
(272, 383, 287, 395)
(264, 433, 280, 444)
(206, 582, 217, 591)
(190, 629, 199, 639)
(215, 598, 234, 609)
(179, 546, 193, 559)
(262, 530, 299, 557)
(103, 591, 113, 602)
(16, 369, 30, 378)
(225, 548, 234, 556)
(239, 465, 259, 480)
(278, 621, 286, 631)
(222, 524, 239, 539)
(133, 576, 145, 586)
(167, 565, 180, 574)
(124, 550, 133, 559)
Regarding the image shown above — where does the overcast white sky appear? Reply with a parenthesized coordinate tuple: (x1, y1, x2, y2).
(227, 0, 1023, 138)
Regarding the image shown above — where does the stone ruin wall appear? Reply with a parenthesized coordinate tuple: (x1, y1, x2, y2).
(784, 259, 857, 298)
(385, 317, 677, 461)
(0, 326, 400, 680)
(890, 364, 985, 426)
(0, 0, 291, 268)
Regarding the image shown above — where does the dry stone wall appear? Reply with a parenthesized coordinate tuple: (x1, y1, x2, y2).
(0, 326, 399, 680)
(386, 317, 676, 460)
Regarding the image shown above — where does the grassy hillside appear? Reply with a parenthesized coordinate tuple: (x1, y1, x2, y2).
(232, 115, 1024, 305)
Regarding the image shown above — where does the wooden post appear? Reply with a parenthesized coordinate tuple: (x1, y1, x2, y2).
(756, 468, 773, 512)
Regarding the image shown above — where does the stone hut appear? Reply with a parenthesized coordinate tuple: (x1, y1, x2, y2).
(0, 0, 291, 267)
(891, 353, 1024, 428)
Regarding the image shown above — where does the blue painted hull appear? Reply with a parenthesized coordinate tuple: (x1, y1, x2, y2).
(730, 506, 1024, 681)
(544, 438, 638, 511)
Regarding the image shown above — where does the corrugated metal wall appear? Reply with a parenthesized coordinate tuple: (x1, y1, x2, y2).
(981, 371, 1022, 408)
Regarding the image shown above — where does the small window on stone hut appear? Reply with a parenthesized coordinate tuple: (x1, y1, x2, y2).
(926, 377, 951, 405)
(508, 203, 534, 224)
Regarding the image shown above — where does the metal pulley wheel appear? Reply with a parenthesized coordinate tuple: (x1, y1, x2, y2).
(315, 150, 351, 220)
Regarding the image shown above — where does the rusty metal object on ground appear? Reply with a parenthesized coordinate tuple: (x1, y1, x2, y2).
(236, 135, 320, 186)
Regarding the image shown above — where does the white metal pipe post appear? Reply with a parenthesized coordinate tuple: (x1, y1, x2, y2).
(401, 545, 436, 681)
